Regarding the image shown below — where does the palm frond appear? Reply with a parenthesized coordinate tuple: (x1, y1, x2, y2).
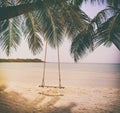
(94, 10, 120, 50)
(91, 6, 120, 50)
(92, 7, 117, 27)
(70, 0, 84, 7)
(34, 0, 91, 48)
(24, 12, 43, 55)
(0, 0, 11, 7)
(0, 0, 23, 55)
(62, 4, 91, 39)
(71, 26, 94, 62)
(106, 0, 120, 9)
(0, 17, 21, 55)
(34, 0, 64, 48)
(44, 10, 64, 48)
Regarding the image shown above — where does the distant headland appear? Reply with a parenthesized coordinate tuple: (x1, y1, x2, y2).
(0, 58, 44, 63)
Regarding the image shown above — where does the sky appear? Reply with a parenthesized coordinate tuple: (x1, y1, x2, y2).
(0, 1, 120, 63)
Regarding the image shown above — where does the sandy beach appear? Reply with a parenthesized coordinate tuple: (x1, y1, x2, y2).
(0, 85, 120, 113)
(0, 63, 120, 113)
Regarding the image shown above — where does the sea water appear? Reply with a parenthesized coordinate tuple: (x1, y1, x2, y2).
(0, 63, 120, 88)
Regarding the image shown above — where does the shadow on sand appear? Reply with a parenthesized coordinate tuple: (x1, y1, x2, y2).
(0, 90, 77, 113)
(0, 91, 35, 113)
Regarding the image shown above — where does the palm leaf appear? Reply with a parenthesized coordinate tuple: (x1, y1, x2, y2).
(92, 8, 120, 50)
(70, 25, 94, 62)
(62, 4, 91, 39)
(34, 0, 64, 48)
(24, 12, 43, 55)
(94, 11, 120, 49)
(92, 7, 117, 27)
(0, 0, 22, 55)
(35, 0, 91, 48)
(106, 0, 120, 9)
(0, 17, 21, 55)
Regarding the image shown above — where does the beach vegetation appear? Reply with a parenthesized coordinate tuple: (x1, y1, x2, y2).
(0, 58, 43, 62)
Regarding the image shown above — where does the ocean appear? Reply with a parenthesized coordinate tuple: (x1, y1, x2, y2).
(0, 63, 120, 88)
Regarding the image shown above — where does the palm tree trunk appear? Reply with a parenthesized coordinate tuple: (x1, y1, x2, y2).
(57, 44, 62, 88)
(0, 2, 39, 21)
(41, 41, 48, 87)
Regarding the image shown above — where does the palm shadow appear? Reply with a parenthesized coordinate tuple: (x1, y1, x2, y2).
(37, 102, 77, 113)
(0, 90, 77, 113)
(0, 91, 36, 113)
